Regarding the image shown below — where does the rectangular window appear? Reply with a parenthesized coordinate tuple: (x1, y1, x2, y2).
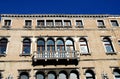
(97, 20, 105, 28)
(111, 20, 119, 26)
(104, 40, 114, 53)
(80, 42, 89, 54)
(76, 20, 83, 27)
(25, 20, 32, 28)
(4, 20, 11, 28)
(64, 20, 71, 26)
(55, 20, 62, 26)
(46, 20, 54, 26)
(37, 20, 44, 27)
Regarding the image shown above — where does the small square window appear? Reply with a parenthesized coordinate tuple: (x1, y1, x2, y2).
(37, 20, 44, 27)
(111, 20, 119, 26)
(3, 20, 11, 28)
(97, 20, 105, 28)
(46, 20, 54, 27)
(25, 20, 32, 28)
(55, 20, 62, 26)
(64, 20, 71, 27)
(76, 20, 83, 26)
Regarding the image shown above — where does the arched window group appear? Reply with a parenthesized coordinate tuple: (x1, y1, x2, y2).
(36, 38, 75, 58)
(35, 70, 79, 79)
(21, 37, 115, 56)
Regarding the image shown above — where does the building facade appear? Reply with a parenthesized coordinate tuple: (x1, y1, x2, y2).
(0, 14, 120, 79)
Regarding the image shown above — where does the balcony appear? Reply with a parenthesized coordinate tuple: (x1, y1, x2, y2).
(33, 51, 80, 62)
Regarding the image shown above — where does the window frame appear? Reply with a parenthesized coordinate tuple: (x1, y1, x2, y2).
(97, 20, 106, 28)
(0, 38, 8, 56)
(76, 20, 84, 28)
(110, 20, 119, 27)
(22, 38, 31, 55)
(24, 20, 32, 28)
(36, 20, 45, 28)
(79, 38, 89, 54)
(3, 19, 12, 28)
(103, 37, 115, 54)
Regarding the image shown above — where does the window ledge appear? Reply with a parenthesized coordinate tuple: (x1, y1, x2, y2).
(23, 26, 32, 28)
(106, 52, 117, 55)
(75, 26, 84, 28)
(20, 53, 32, 56)
(0, 53, 6, 57)
(80, 52, 91, 56)
(2, 26, 11, 29)
(98, 26, 106, 28)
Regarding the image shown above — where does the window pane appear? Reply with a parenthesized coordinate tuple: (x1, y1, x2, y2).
(111, 20, 119, 26)
(48, 73, 55, 79)
(70, 73, 78, 79)
(76, 20, 83, 26)
(59, 73, 67, 79)
(97, 20, 104, 26)
(47, 40, 54, 45)
(55, 20, 62, 26)
(66, 40, 73, 45)
(46, 20, 54, 26)
(80, 46, 88, 53)
(36, 74, 44, 79)
(20, 75, 29, 79)
(37, 20, 44, 26)
(105, 45, 114, 53)
(25, 20, 32, 26)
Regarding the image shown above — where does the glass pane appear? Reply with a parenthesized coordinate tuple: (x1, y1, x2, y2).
(36, 74, 44, 79)
(76, 21, 83, 26)
(23, 46, 30, 54)
(38, 40, 45, 45)
(70, 73, 78, 79)
(57, 40, 64, 45)
(80, 46, 88, 53)
(47, 40, 54, 45)
(48, 73, 55, 79)
(20, 75, 28, 79)
(59, 73, 67, 79)
(66, 40, 73, 45)
(105, 45, 113, 53)
(0, 46, 6, 54)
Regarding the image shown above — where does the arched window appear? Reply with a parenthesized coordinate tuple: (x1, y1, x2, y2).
(20, 72, 29, 79)
(66, 38, 74, 57)
(80, 38, 89, 54)
(36, 72, 45, 79)
(103, 37, 114, 53)
(57, 39, 65, 57)
(37, 39, 45, 57)
(0, 38, 8, 54)
(58, 71, 67, 79)
(114, 69, 120, 79)
(85, 70, 95, 79)
(47, 39, 55, 58)
(70, 70, 79, 79)
(48, 72, 56, 79)
(66, 39, 74, 51)
(22, 38, 31, 54)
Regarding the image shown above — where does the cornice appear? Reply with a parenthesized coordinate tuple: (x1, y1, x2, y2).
(0, 14, 120, 18)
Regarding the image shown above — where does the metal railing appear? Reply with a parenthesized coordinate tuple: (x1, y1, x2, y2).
(33, 50, 80, 61)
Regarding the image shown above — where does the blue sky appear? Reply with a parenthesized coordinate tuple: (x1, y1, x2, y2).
(0, 0, 120, 14)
